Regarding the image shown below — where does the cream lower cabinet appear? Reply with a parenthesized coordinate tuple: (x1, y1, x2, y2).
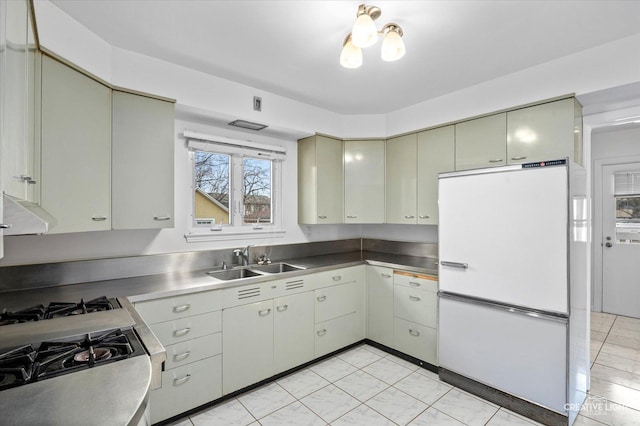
(313, 266, 366, 357)
(274, 291, 315, 374)
(223, 299, 274, 394)
(344, 139, 385, 223)
(385, 134, 417, 224)
(417, 126, 455, 224)
(222, 275, 315, 393)
(366, 265, 394, 347)
(41, 55, 112, 233)
(393, 271, 438, 365)
(133, 290, 222, 424)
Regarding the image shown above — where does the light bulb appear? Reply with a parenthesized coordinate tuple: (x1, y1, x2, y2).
(381, 28, 405, 61)
(351, 13, 378, 48)
(340, 36, 363, 69)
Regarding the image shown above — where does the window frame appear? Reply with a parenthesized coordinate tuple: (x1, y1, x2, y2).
(186, 138, 285, 242)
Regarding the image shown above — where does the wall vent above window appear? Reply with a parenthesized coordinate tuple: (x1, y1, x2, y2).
(228, 119, 268, 131)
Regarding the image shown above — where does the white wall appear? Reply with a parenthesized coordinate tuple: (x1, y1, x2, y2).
(4, 1, 638, 265)
(386, 34, 640, 136)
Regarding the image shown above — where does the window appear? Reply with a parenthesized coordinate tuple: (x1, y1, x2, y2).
(186, 130, 285, 240)
(614, 171, 640, 244)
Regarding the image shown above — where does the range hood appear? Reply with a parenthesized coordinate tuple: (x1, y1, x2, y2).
(2, 194, 55, 235)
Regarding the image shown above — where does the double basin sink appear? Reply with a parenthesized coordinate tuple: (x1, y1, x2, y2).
(207, 262, 305, 281)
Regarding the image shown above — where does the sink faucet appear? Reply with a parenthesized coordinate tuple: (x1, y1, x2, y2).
(234, 244, 254, 266)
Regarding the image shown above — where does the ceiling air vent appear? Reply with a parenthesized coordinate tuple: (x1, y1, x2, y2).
(228, 119, 268, 131)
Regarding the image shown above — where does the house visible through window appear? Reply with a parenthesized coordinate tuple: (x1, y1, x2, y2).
(242, 157, 272, 224)
(194, 151, 230, 225)
(192, 149, 277, 230)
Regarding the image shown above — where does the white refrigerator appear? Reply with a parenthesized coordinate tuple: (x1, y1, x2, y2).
(438, 160, 589, 425)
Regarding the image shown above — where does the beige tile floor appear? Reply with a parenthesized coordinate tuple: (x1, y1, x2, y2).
(168, 312, 640, 426)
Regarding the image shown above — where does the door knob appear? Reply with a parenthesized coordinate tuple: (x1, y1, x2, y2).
(605, 242, 612, 248)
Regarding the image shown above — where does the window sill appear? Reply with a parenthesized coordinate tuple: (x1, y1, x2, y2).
(185, 228, 286, 243)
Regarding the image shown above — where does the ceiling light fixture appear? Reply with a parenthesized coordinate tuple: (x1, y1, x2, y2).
(340, 3, 405, 69)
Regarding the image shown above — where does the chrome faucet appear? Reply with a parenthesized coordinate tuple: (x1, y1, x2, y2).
(234, 244, 254, 266)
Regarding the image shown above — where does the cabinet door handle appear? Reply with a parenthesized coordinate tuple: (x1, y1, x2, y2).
(20, 175, 37, 184)
(173, 374, 191, 386)
(409, 295, 421, 302)
(332, 275, 342, 281)
(0, 224, 11, 229)
(154, 216, 171, 221)
(489, 159, 503, 163)
(172, 304, 191, 313)
(381, 273, 392, 279)
(173, 327, 191, 337)
(409, 281, 421, 287)
(441, 261, 468, 269)
(318, 215, 327, 219)
(276, 304, 288, 312)
(404, 215, 415, 219)
(91, 216, 108, 221)
(419, 215, 430, 219)
(409, 329, 420, 337)
(347, 215, 357, 219)
(258, 308, 271, 316)
(317, 329, 327, 336)
(317, 295, 327, 302)
(511, 156, 527, 161)
(173, 351, 191, 362)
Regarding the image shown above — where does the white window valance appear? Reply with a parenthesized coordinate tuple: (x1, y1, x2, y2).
(614, 171, 640, 196)
(184, 129, 286, 160)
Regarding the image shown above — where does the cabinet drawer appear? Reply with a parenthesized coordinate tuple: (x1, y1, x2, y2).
(222, 281, 275, 308)
(150, 354, 222, 424)
(149, 311, 222, 346)
(315, 312, 364, 358)
(164, 332, 222, 370)
(313, 266, 364, 290)
(315, 280, 364, 324)
(393, 270, 438, 292)
(394, 285, 437, 327)
(393, 318, 437, 365)
(134, 290, 221, 324)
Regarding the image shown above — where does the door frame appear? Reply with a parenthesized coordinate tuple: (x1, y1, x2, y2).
(585, 104, 640, 312)
(593, 155, 640, 313)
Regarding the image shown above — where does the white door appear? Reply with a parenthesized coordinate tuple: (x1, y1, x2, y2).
(602, 163, 640, 318)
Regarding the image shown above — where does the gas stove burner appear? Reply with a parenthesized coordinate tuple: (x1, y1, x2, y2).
(70, 347, 114, 364)
(0, 345, 36, 391)
(0, 297, 116, 326)
(0, 305, 46, 325)
(45, 296, 114, 319)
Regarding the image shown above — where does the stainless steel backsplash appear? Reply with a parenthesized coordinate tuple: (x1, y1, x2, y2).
(0, 238, 436, 292)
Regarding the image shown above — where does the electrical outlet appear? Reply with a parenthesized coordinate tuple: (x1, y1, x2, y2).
(253, 96, 262, 111)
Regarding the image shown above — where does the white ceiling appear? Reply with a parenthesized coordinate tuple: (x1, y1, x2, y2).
(50, 0, 640, 115)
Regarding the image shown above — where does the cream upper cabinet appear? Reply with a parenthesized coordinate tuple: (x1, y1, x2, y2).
(112, 90, 175, 229)
(298, 135, 343, 224)
(386, 133, 417, 224)
(417, 125, 454, 225)
(344, 139, 385, 223)
(455, 113, 506, 171)
(507, 98, 583, 166)
(1, 0, 38, 202)
(41, 56, 111, 233)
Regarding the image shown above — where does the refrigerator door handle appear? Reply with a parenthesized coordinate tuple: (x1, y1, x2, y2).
(440, 261, 468, 269)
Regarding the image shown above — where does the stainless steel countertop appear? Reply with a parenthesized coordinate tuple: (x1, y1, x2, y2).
(0, 251, 438, 310)
(0, 250, 436, 425)
(0, 355, 151, 426)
